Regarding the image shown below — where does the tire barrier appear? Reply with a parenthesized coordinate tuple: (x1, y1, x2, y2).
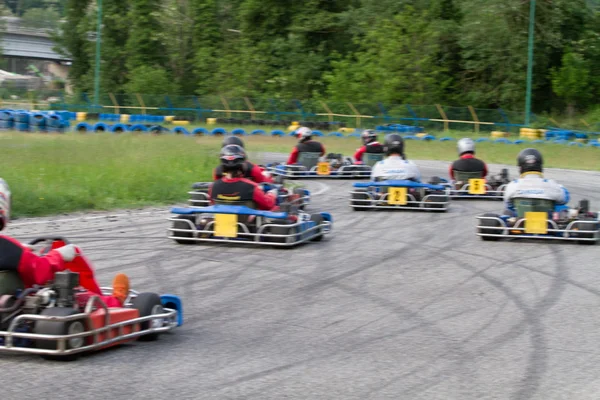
(173, 127, 190, 135)
(210, 127, 227, 136)
(231, 128, 246, 136)
(192, 127, 208, 136)
(93, 122, 110, 133)
(271, 130, 286, 137)
(251, 129, 266, 136)
(110, 123, 129, 133)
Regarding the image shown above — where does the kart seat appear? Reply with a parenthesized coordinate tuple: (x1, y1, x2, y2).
(453, 170, 485, 182)
(213, 200, 258, 224)
(296, 152, 321, 170)
(363, 153, 384, 167)
(513, 198, 555, 218)
(0, 271, 24, 296)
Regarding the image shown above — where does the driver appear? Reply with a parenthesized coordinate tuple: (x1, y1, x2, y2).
(286, 127, 326, 165)
(449, 138, 488, 179)
(354, 129, 384, 163)
(503, 148, 569, 214)
(371, 134, 421, 181)
(213, 136, 273, 184)
(209, 144, 279, 211)
(0, 179, 129, 307)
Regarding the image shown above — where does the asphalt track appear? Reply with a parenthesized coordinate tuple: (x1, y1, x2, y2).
(3, 158, 600, 400)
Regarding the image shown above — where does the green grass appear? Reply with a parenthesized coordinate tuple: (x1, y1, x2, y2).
(2, 128, 598, 218)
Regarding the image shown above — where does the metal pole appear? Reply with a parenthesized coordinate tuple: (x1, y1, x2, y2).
(93, 0, 103, 109)
(525, 0, 535, 126)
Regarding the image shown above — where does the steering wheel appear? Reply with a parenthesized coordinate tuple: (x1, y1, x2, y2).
(27, 237, 71, 246)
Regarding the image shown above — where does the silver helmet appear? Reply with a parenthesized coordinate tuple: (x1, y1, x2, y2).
(457, 138, 475, 156)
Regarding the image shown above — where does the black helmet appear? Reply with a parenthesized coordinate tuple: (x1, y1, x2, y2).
(383, 134, 404, 157)
(517, 148, 543, 174)
(222, 136, 245, 148)
(361, 129, 377, 145)
(219, 144, 247, 173)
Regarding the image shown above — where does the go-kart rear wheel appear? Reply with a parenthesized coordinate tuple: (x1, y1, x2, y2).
(265, 220, 299, 248)
(310, 214, 324, 242)
(479, 213, 502, 241)
(132, 292, 164, 341)
(570, 217, 599, 245)
(172, 216, 196, 245)
(351, 189, 370, 211)
(35, 308, 88, 361)
(424, 194, 448, 211)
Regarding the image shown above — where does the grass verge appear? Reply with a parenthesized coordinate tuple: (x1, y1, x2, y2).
(1, 129, 598, 218)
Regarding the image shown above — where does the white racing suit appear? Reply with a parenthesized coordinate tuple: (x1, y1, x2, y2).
(370, 155, 421, 182)
(503, 172, 569, 214)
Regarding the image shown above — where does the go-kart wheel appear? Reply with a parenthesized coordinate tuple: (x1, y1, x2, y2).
(351, 189, 370, 211)
(579, 199, 590, 214)
(310, 214, 324, 242)
(423, 194, 448, 211)
(570, 217, 599, 245)
(479, 213, 502, 241)
(265, 220, 299, 248)
(132, 292, 164, 341)
(172, 216, 196, 245)
(428, 176, 442, 185)
(35, 307, 88, 361)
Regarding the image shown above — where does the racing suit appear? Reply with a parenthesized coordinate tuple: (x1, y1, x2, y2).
(354, 142, 384, 163)
(287, 140, 326, 165)
(213, 161, 273, 184)
(0, 236, 122, 307)
(209, 177, 277, 211)
(370, 155, 421, 181)
(449, 154, 488, 180)
(503, 172, 569, 214)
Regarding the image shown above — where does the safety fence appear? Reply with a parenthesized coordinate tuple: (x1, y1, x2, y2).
(0, 90, 546, 134)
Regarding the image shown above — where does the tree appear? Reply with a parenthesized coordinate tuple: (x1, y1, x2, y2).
(96, 0, 130, 95)
(551, 50, 591, 117)
(125, 65, 177, 95)
(125, 0, 169, 71)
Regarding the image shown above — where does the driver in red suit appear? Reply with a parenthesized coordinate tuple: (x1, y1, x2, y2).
(0, 178, 129, 307)
(209, 145, 278, 211)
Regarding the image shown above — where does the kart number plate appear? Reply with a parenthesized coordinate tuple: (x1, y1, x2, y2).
(524, 212, 547, 234)
(388, 187, 407, 205)
(317, 162, 330, 175)
(468, 179, 486, 195)
(214, 214, 238, 238)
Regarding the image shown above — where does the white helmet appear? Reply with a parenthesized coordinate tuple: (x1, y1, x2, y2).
(0, 179, 10, 231)
(457, 138, 475, 156)
(296, 127, 313, 141)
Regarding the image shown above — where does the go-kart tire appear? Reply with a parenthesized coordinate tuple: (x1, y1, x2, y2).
(479, 213, 502, 241)
(132, 292, 164, 341)
(265, 220, 298, 248)
(172, 216, 196, 245)
(424, 194, 448, 211)
(428, 176, 442, 185)
(35, 307, 88, 361)
(579, 200, 590, 214)
(310, 214, 324, 242)
(571, 217, 599, 245)
(351, 189, 370, 211)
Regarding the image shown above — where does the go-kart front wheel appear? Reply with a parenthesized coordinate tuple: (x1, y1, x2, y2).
(132, 292, 165, 341)
(310, 214, 324, 242)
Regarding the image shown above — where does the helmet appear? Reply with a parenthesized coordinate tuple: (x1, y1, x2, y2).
(383, 134, 404, 157)
(517, 148, 543, 174)
(219, 145, 247, 173)
(0, 179, 10, 231)
(457, 138, 475, 156)
(296, 127, 312, 142)
(222, 136, 245, 148)
(361, 129, 377, 145)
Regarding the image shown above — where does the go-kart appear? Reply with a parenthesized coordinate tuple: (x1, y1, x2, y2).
(188, 178, 310, 210)
(476, 199, 599, 244)
(168, 202, 332, 247)
(0, 237, 182, 361)
(437, 169, 510, 200)
(267, 152, 383, 179)
(349, 179, 450, 212)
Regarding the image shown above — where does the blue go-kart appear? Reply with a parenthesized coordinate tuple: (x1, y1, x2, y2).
(349, 179, 450, 212)
(437, 169, 511, 200)
(267, 152, 383, 179)
(188, 180, 310, 210)
(168, 203, 332, 247)
(476, 198, 599, 244)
